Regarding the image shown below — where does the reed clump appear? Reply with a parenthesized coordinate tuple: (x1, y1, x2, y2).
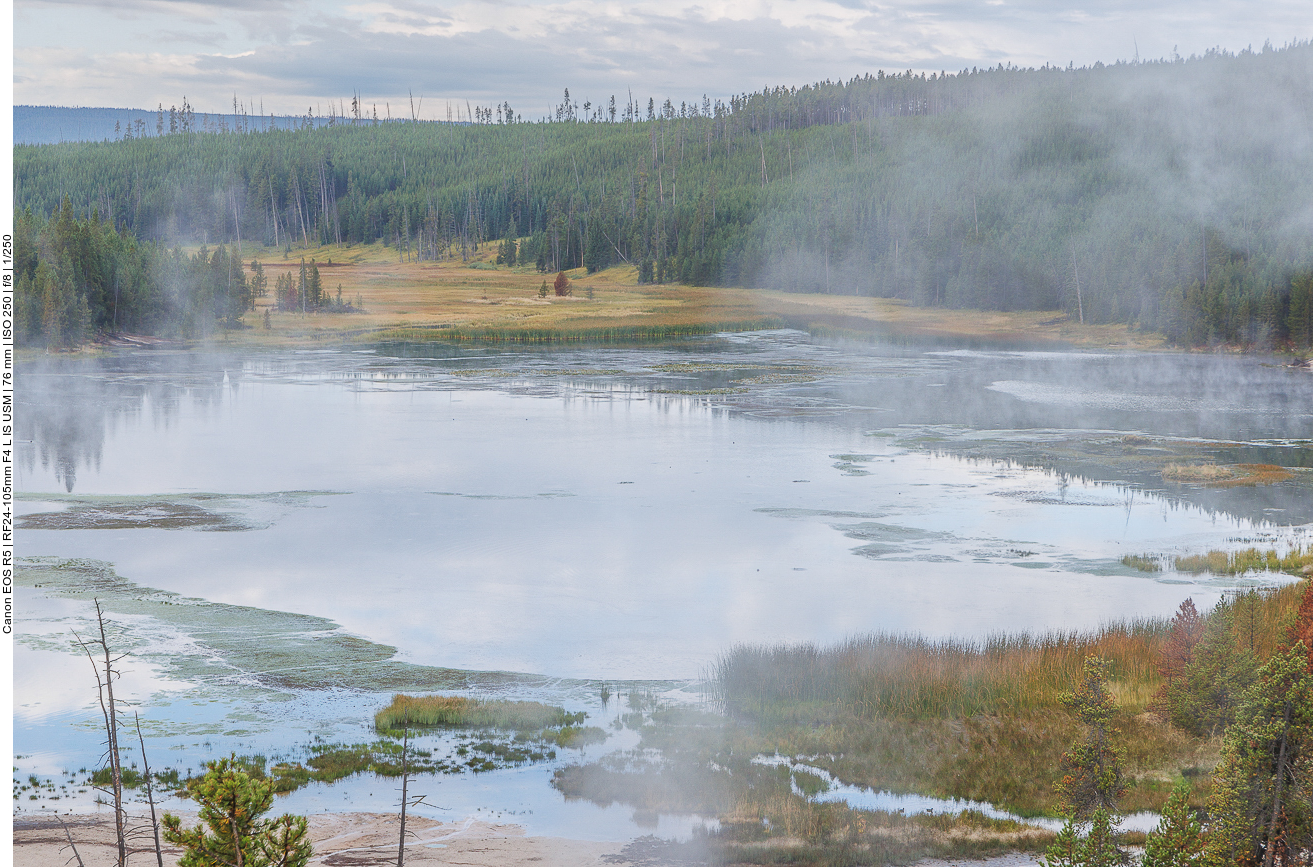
(1162, 463, 1234, 482)
(1173, 546, 1313, 576)
(1162, 462, 1293, 486)
(710, 622, 1167, 724)
(375, 694, 584, 732)
(1122, 554, 1162, 572)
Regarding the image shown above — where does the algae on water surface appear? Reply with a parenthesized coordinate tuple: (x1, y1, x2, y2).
(17, 491, 344, 532)
(17, 557, 531, 693)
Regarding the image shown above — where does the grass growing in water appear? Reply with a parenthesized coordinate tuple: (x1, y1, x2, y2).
(375, 695, 585, 731)
(1162, 463, 1294, 486)
(1122, 554, 1162, 572)
(1173, 546, 1313, 576)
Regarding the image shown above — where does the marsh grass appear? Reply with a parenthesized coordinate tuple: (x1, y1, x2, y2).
(1162, 463, 1235, 482)
(1122, 554, 1162, 572)
(1174, 546, 1313, 577)
(375, 695, 585, 731)
(713, 791, 1057, 865)
(1162, 462, 1293, 486)
(710, 622, 1167, 724)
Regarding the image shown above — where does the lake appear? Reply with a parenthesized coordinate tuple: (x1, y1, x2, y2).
(14, 331, 1312, 836)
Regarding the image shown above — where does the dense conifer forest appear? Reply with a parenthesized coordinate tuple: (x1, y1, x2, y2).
(12, 41, 1313, 348)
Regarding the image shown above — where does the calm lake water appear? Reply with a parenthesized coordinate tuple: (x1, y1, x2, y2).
(14, 331, 1313, 835)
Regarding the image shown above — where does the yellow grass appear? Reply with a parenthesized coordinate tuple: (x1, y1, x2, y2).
(711, 622, 1168, 724)
(178, 241, 1173, 349)
(1162, 463, 1293, 486)
(374, 694, 584, 731)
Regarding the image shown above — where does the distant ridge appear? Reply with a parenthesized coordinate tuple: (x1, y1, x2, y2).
(13, 105, 357, 145)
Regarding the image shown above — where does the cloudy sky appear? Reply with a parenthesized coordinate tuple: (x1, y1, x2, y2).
(12, 0, 1311, 117)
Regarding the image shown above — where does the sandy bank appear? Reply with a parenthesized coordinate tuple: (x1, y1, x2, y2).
(13, 811, 622, 866)
(13, 810, 1049, 866)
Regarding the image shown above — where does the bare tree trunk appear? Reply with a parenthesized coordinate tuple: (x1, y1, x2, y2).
(57, 815, 87, 867)
(75, 599, 127, 867)
(398, 714, 410, 867)
(136, 713, 166, 867)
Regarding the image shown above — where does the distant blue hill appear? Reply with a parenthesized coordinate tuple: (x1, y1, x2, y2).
(12, 105, 404, 145)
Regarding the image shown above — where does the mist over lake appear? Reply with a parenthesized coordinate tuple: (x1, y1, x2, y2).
(14, 333, 1311, 837)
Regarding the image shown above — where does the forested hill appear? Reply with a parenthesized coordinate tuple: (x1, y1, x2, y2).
(13, 42, 1313, 348)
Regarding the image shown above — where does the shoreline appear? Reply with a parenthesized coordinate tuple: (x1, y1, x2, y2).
(20, 246, 1190, 355)
(13, 810, 1046, 867)
(13, 810, 625, 867)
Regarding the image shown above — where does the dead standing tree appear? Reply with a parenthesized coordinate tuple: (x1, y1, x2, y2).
(72, 600, 167, 867)
(74, 599, 128, 867)
(395, 713, 431, 867)
(135, 713, 166, 867)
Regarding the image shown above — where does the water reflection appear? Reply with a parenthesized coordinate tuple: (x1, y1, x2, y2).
(15, 334, 1313, 836)
(18, 336, 1312, 528)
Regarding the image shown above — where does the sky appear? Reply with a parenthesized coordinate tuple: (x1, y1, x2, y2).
(10, 0, 1312, 118)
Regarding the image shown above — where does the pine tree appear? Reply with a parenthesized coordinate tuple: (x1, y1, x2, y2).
(1080, 809, 1121, 867)
(1142, 781, 1204, 866)
(1042, 809, 1123, 867)
(1170, 601, 1260, 736)
(1055, 656, 1126, 819)
(1204, 642, 1313, 867)
(249, 260, 267, 305)
(162, 755, 312, 867)
(1288, 272, 1313, 349)
(1042, 818, 1083, 867)
(308, 262, 323, 308)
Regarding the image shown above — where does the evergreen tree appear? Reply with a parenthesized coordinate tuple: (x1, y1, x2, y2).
(250, 260, 268, 305)
(1080, 809, 1121, 867)
(1288, 273, 1313, 349)
(308, 261, 323, 308)
(1042, 818, 1083, 867)
(1204, 642, 1313, 867)
(1055, 656, 1126, 819)
(1142, 781, 1204, 866)
(1169, 600, 1261, 737)
(162, 755, 312, 867)
(1042, 809, 1122, 867)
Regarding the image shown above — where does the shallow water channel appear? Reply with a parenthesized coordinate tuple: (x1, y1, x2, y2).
(14, 331, 1313, 837)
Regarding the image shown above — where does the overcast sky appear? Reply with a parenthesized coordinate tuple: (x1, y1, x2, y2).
(12, 0, 1311, 118)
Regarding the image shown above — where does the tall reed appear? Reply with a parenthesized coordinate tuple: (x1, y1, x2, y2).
(710, 621, 1169, 723)
(1174, 546, 1311, 577)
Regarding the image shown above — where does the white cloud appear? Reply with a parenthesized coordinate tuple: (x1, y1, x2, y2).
(14, 0, 1313, 113)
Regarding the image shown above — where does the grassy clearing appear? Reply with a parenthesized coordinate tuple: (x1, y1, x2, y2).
(126, 242, 1174, 350)
(374, 694, 585, 731)
(1173, 546, 1313, 577)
